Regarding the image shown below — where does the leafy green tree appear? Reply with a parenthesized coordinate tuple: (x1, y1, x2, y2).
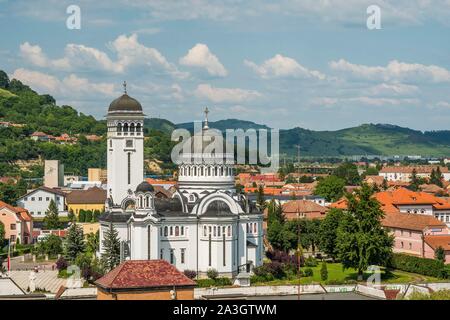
(299, 175, 314, 183)
(333, 162, 361, 185)
(0, 70, 9, 89)
(101, 222, 121, 271)
(336, 184, 394, 280)
(314, 175, 346, 202)
(67, 209, 75, 222)
(86, 231, 99, 254)
(37, 234, 63, 256)
(362, 166, 379, 178)
(43, 199, 61, 230)
(318, 208, 343, 261)
(435, 246, 446, 263)
(93, 210, 101, 222)
(65, 223, 85, 262)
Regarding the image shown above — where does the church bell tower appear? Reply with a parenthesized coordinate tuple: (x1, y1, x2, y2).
(106, 81, 145, 206)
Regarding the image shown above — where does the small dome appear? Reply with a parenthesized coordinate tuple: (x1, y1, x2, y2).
(108, 94, 143, 113)
(135, 181, 154, 193)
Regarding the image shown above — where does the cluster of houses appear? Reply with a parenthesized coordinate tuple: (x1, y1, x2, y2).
(241, 165, 450, 264)
(30, 132, 101, 144)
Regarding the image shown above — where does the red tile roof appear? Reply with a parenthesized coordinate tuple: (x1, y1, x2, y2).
(0, 200, 32, 221)
(424, 234, 450, 251)
(380, 165, 449, 174)
(95, 260, 196, 290)
(281, 200, 328, 219)
(382, 212, 446, 231)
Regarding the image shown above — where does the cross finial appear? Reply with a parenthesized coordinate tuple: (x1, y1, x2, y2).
(123, 81, 127, 94)
(203, 106, 209, 130)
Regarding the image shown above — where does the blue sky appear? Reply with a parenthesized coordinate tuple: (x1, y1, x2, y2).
(1, 0, 450, 131)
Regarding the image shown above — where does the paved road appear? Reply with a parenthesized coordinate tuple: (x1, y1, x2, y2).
(6, 270, 67, 293)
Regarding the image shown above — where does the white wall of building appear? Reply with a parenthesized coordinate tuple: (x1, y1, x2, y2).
(16, 189, 65, 217)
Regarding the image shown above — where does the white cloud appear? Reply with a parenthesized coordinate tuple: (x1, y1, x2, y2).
(312, 96, 420, 107)
(245, 54, 326, 80)
(368, 83, 419, 96)
(329, 59, 450, 83)
(11, 68, 116, 98)
(179, 43, 227, 77)
(19, 34, 186, 78)
(194, 84, 261, 103)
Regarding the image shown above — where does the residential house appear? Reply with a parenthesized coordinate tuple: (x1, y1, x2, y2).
(0, 201, 33, 244)
(281, 199, 328, 220)
(66, 186, 107, 215)
(379, 166, 450, 182)
(95, 260, 196, 300)
(424, 235, 450, 263)
(30, 131, 51, 142)
(16, 186, 67, 217)
(364, 175, 385, 187)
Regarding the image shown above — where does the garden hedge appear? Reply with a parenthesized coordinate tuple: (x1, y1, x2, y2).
(389, 253, 448, 279)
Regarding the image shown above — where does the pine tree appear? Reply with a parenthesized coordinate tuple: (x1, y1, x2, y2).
(256, 184, 266, 210)
(43, 199, 61, 230)
(101, 222, 121, 272)
(65, 223, 86, 262)
(382, 178, 388, 191)
(409, 169, 420, 191)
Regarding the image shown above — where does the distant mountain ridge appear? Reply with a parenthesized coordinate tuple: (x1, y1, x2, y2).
(144, 118, 450, 157)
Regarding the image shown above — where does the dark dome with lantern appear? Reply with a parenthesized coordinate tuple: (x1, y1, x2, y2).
(108, 93, 143, 113)
(135, 181, 154, 193)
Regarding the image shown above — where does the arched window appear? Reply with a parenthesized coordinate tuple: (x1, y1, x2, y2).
(117, 123, 122, 132)
(189, 194, 195, 202)
(146, 196, 150, 208)
(130, 123, 135, 133)
(164, 226, 168, 237)
(136, 123, 142, 133)
(170, 226, 173, 236)
(208, 226, 212, 236)
(200, 166, 204, 176)
(181, 226, 184, 236)
(109, 139, 112, 148)
(175, 226, 179, 236)
(218, 226, 221, 237)
(253, 223, 257, 233)
(213, 226, 217, 237)
(227, 226, 231, 237)
(203, 226, 207, 237)
(123, 123, 129, 132)
(246, 223, 249, 233)
(219, 167, 222, 176)
(207, 166, 211, 176)
(194, 166, 197, 176)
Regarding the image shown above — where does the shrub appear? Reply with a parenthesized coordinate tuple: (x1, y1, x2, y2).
(78, 210, 85, 222)
(55, 256, 68, 271)
(320, 262, 328, 281)
(305, 256, 318, 267)
(85, 210, 93, 223)
(207, 268, 218, 280)
(303, 268, 313, 277)
(389, 253, 448, 279)
(184, 269, 197, 279)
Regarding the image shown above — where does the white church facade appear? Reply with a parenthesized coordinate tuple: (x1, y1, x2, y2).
(99, 88, 264, 277)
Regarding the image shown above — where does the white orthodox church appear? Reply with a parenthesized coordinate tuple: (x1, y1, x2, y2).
(99, 87, 263, 277)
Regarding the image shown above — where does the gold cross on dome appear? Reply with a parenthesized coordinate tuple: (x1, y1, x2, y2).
(123, 81, 127, 94)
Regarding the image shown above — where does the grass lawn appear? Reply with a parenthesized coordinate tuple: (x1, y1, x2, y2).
(253, 263, 443, 286)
